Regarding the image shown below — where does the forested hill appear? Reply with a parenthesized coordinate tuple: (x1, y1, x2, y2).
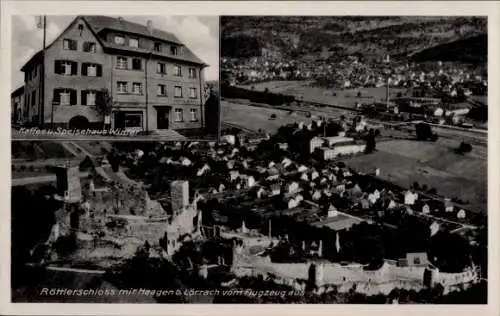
(221, 16, 487, 63)
(410, 34, 487, 64)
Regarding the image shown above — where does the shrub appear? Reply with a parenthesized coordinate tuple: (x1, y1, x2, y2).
(416, 123, 434, 141)
(459, 142, 472, 153)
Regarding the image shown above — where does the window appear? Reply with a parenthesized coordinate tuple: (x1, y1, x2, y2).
(129, 38, 139, 48)
(190, 108, 198, 122)
(88, 65, 96, 76)
(157, 62, 166, 74)
(63, 39, 77, 50)
(82, 63, 102, 77)
(157, 84, 167, 96)
(61, 91, 70, 105)
(83, 42, 96, 53)
(53, 89, 76, 105)
(171, 46, 179, 55)
(154, 42, 161, 52)
(175, 109, 183, 122)
(188, 68, 197, 79)
(87, 91, 96, 106)
(174, 65, 182, 76)
(33, 67, 37, 79)
(117, 81, 128, 94)
(174, 86, 183, 98)
(62, 61, 72, 75)
(132, 82, 143, 95)
(114, 36, 125, 45)
(81, 90, 97, 106)
(124, 113, 143, 128)
(55, 60, 77, 75)
(132, 58, 142, 70)
(116, 57, 128, 69)
(189, 87, 197, 99)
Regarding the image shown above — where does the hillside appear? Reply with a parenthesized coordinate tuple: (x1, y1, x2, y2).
(410, 34, 487, 64)
(221, 16, 487, 63)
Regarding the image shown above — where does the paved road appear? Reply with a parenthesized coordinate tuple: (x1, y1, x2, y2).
(12, 172, 90, 186)
(45, 265, 106, 274)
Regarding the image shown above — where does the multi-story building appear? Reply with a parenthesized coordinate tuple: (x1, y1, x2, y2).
(20, 15, 208, 132)
(11, 86, 25, 124)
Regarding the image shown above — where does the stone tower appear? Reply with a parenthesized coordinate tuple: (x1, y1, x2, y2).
(308, 262, 325, 288)
(55, 162, 82, 203)
(170, 180, 189, 214)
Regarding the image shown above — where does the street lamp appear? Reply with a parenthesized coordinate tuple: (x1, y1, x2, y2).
(51, 100, 57, 129)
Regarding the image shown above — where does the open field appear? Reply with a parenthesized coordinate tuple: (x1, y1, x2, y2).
(221, 100, 314, 134)
(345, 139, 487, 213)
(239, 80, 408, 108)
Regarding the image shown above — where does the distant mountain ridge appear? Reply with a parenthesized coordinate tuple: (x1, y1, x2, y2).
(221, 16, 487, 63)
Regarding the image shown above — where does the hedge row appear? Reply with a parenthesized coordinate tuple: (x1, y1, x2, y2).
(221, 84, 295, 106)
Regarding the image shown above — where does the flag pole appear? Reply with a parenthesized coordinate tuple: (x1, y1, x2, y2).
(41, 16, 49, 128)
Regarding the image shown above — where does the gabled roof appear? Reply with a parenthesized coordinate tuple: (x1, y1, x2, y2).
(83, 16, 207, 66)
(21, 16, 105, 72)
(11, 85, 24, 97)
(83, 15, 182, 45)
(20, 15, 207, 72)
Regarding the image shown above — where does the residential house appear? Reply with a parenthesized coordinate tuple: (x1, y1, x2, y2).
(19, 15, 207, 132)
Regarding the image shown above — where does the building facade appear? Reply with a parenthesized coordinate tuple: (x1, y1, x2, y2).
(11, 86, 25, 124)
(20, 15, 207, 132)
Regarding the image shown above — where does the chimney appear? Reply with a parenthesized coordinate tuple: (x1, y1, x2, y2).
(147, 20, 153, 35)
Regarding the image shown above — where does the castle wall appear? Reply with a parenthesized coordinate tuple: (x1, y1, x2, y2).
(231, 243, 480, 296)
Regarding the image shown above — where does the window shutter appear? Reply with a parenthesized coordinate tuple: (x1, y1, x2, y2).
(82, 63, 88, 76)
(53, 89, 61, 103)
(54, 60, 60, 74)
(97, 64, 102, 77)
(96, 91, 103, 104)
(70, 90, 77, 105)
(71, 62, 78, 75)
(81, 90, 87, 106)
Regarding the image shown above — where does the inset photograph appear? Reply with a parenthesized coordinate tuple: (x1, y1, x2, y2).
(11, 15, 220, 141)
(220, 16, 488, 303)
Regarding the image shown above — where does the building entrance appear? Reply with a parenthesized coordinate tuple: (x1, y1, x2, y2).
(156, 107, 170, 129)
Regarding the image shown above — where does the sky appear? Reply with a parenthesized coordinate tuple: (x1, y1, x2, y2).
(11, 15, 219, 88)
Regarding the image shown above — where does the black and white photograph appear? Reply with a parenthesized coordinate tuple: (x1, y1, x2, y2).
(9, 14, 490, 305)
(10, 15, 220, 141)
(218, 16, 489, 304)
